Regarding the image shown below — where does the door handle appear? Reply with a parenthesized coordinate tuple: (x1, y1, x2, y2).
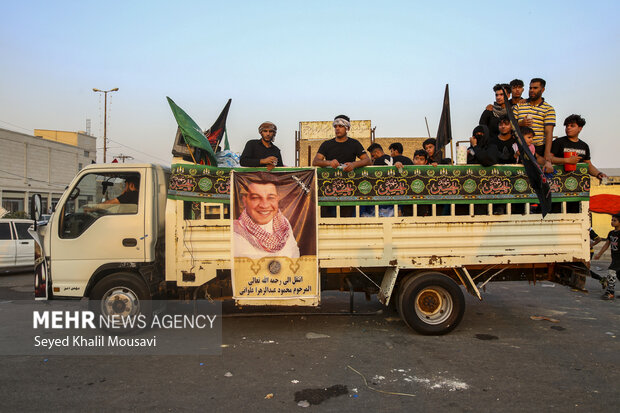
(20, 241, 29, 245)
(122, 238, 137, 247)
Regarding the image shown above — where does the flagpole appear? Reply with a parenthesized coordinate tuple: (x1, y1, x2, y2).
(186, 143, 198, 164)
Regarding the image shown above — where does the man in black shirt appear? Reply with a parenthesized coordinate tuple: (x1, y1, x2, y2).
(422, 138, 451, 165)
(367, 143, 392, 165)
(509, 79, 526, 107)
(240, 121, 284, 167)
(387, 142, 414, 166)
(550, 114, 607, 179)
(492, 115, 517, 164)
(104, 176, 139, 205)
(312, 115, 371, 171)
(479, 83, 509, 139)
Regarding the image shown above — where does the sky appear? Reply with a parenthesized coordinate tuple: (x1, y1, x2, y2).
(1, 0, 619, 167)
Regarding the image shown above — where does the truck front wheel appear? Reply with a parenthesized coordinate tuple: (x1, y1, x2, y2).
(398, 272, 465, 335)
(90, 272, 151, 331)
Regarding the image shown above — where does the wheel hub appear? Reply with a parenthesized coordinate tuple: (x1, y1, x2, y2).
(417, 290, 442, 315)
(413, 286, 454, 326)
(102, 288, 139, 318)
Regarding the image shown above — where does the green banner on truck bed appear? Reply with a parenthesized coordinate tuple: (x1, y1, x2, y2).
(168, 164, 590, 205)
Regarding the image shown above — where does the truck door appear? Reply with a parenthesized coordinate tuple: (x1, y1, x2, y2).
(49, 169, 146, 296)
(13, 221, 34, 267)
(0, 221, 16, 269)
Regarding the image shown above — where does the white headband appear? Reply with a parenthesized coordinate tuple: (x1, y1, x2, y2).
(332, 118, 351, 130)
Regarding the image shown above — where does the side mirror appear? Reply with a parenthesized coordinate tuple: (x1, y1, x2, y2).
(31, 194, 42, 230)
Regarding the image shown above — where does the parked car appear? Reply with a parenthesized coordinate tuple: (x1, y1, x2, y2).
(0, 219, 34, 273)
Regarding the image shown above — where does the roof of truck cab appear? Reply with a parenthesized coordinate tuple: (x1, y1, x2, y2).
(83, 163, 170, 171)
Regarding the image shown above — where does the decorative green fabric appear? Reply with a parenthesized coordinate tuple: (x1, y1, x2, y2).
(166, 97, 217, 166)
(167, 164, 590, 205)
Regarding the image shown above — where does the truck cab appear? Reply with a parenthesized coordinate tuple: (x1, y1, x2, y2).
(39, 163, 168, 300)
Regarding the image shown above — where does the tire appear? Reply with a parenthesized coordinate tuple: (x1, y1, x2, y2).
(89, 272, 152, 333)
(398, 272, 465, 335)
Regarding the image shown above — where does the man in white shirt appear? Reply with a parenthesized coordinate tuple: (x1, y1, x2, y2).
(233, 181, 299, 259)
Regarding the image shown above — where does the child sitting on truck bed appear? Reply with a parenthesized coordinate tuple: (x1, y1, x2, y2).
(593, 214, 620, 300)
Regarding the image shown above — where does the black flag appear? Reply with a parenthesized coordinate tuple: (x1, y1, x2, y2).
(436, 84, 452, 152)
(503, 86, 552, 217)
(204, 99, 232, 153)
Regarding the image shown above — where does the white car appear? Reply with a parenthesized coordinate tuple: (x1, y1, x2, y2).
(0, 219, 35, 273)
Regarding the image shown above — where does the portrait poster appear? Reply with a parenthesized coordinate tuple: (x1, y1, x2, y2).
(231, 169, 318, 306)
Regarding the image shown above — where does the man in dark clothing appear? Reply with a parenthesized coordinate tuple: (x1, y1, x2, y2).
(550, 114, 607, 179)
(423, 138, 451, 165)
(387, 142, 414, 166)
(240, 121, 284, 167)
(479, 84, 508, 139)
(312, 115, 371, 171)
(509, 79, 526, 106)
(467, 125, 499, 166)
(367, 143, 392, 165)
(104, 176, 139, 205)
(492, 115, 517, 164)
(368, 143, 413, 167)
(413, 149, 429, 165)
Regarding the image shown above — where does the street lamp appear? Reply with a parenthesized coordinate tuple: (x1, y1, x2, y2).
(93, 87, 119, 163)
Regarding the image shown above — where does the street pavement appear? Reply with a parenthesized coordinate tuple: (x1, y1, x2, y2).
(0, 266, 618, 412)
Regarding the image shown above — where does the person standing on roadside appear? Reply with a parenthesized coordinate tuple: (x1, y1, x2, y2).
(593, 214, 620, 300)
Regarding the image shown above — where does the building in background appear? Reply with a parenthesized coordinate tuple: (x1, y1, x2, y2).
(295, 120, 429, 166)
(0, 128, 96, 215)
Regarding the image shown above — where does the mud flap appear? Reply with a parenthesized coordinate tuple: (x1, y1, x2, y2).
(453, 267, 482, 300)
(378, 267, 399, 306)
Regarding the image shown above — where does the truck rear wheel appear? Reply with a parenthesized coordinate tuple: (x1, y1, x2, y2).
(90, 272, 151, 332)
(398, 272, 465, 335)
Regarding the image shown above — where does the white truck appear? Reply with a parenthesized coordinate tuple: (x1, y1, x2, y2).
(31, 161, 591, 335)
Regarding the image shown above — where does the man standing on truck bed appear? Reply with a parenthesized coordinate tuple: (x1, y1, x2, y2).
(240, 121, 284, 167)
(513, 78, 556, 161)
(312, 115, 371, 171)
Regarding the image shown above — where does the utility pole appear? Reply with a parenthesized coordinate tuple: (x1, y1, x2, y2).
(114, 154, 134, 163)
(93, 87, 119, 162)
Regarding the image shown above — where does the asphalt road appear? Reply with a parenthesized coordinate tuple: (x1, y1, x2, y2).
(0, 267, 618, 412)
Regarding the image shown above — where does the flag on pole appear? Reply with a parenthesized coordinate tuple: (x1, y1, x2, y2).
(436, 84, 452, 151)
(503, 86, 552, 217)
(166, 97, 217, 165)
(204, 99, 232, 153)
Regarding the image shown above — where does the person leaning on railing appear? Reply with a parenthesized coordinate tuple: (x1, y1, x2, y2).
(549, 114, 607, 179)
(467, 125, 499, 167)
(240, 121, 284, 167)
(312, 114, 372, 172)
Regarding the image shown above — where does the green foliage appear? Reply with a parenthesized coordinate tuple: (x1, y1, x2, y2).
(4, 211, 30, 219)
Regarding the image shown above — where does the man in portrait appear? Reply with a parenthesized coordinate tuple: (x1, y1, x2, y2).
(233, 180, 300, 259)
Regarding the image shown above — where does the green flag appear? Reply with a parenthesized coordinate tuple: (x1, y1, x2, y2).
(166, 97, 217, 165)
(223, 128, 230, 151)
